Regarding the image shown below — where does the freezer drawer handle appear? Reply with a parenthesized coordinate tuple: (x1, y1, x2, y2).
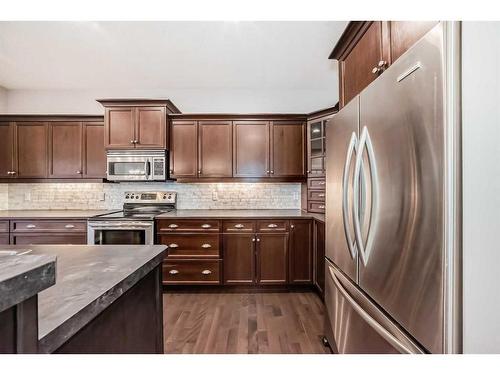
(328, 266, 418, 354)
(342, 132, 359, 259)
(353, 127, 379, 266)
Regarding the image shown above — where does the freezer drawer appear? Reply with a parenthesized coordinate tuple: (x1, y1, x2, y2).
(324, 260, 423, 354)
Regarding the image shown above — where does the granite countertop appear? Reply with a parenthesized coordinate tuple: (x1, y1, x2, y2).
(156, 209, 325, 222)
(0, 210, 118, 219)
(0, 244, 167, 353)
(0, 251, 56, 312)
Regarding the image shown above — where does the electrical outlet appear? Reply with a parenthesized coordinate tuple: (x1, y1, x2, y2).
(98, 192, 105, 201)
(212, 190, 218, 201)
(24, 192, 31, 201)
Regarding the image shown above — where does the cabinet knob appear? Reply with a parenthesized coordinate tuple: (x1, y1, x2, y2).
(130, 140, 135, 144)
(168, 224, 179, 229)
(76, 170, 82, 174)
(319, 193, 325, 198)
(270, 170, 274, 174)
(267, 224, 278, 228)
(26, 224, 36, 229)
(372, 60, 387, 74)
(168, 243, 179, 248)
(7, 171, 16, 175)
(65, 224, 75, 229)
(306, 170, 310, 173)
(198, 170, 202, 174)
(256, 238, 260, 242)
(318, 205, 325, 209)
(201, 243, 212, 249)
(252, 238, 256, 242)
(201, 224, 211, 229)
(266, 170, 270, 174)
(234, 224, 245, 229)
(169, 269, 179, 275)
(201, 269, 212, 275)
(290, 224, 295, 229)
(134, 140, 138, 144)
(319, 181, 326, 185)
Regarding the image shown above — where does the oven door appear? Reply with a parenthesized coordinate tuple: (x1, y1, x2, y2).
(87, 221, 154, 245)
(107, 156, 152, 181)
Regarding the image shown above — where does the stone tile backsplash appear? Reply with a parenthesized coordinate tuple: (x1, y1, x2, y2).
(1, 182, 301, 210)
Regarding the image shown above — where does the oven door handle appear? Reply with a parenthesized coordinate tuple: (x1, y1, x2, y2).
(88, 222, 153, 228)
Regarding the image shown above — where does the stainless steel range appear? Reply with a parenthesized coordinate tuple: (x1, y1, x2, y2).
(87, 191, 176, 245)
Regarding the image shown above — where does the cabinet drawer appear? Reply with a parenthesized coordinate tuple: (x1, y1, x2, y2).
(162, 260, 221, 285)
(308, 190, 326, 202)
(0, 220, 9, 233)
(222, 220, 256, 233)
(308, 202, 325, 213)
(156, 219, 220, 232)
(257, 220, 288, 232)
(158, 234, 220, 258)
(308, 178, 326, 190)
(10, 234, 87, 245)
(0, 234, 9, 244)
(10, 220, 87, 233)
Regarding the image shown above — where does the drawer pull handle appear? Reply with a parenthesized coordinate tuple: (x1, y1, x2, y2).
(65, 224, 75, 229)
(168, 224, 179, 229)
(267, 224, 278, 228)
(169, 269, 179, 275)
(168, 243, 179, 248)
(201, 243, 212, 249)
(201, 224, 212, 229)
(318, 194, 325, 198)
(318, 205, 325, 209)
(234, 224, 245, 229)
(201, 269, 212, 275)
(318, 181, 326, 185)
(26, 224, 36, 229)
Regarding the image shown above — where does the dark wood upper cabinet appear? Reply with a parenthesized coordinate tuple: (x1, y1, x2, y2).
(270, 121, 305, 178)
(49, 122, 83, 178)
(233, 121, 270, 177)
(15, 122, 48, 178)
(256, 232, 288, 285)
(289, 220, 312, 284)
(330, 21, 439, 108)
(135, 106, 166, 149)
(198, 120, 232, 178)
(0, 122, 15, 178)
(169, 120, 198, 178)
(223, 233, 255, 285)
(83, 122, 106, 178)
(104, 107, 135, 149)
(390, 21, 439, 62)
(98, 99, 180, 150)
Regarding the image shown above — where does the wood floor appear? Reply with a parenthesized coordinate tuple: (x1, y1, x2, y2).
(163, 291, 330, 354)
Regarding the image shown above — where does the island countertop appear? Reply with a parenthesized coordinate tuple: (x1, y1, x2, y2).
(0, 244, 167, 353)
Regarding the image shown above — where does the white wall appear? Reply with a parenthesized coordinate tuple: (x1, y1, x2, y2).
(0, 86, 7, 112)
(4, 87, 338, 114)
(462, 22, 500, 353)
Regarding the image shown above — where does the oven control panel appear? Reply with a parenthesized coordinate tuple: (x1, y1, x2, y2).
(124, 191, 176, 204)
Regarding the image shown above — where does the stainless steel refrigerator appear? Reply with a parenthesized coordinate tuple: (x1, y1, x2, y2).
(324, 23, 461, 354)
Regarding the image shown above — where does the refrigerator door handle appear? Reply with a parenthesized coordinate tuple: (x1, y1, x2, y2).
(353, 126, 379, 266)
(342, 132, 359, 259)
(328, 266, 415, 354)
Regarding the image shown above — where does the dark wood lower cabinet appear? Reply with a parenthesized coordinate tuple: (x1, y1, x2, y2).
(0, 296, 38, 354)
(10, 234, 87, 245)
(256, 233, 288, 285)
(289, 220, 312, 284)
(223, 233, 255, 284)
(313, 220, 326, 297)
(0, 234, 9, 244)
(162, 260, 221, 285)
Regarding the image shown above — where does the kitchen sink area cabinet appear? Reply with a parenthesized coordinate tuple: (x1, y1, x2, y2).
(98, 99, 180, 150)
(289, 220, 312, 284)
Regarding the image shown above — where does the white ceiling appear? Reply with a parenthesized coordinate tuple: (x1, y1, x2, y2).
(0, 21, 347, 112)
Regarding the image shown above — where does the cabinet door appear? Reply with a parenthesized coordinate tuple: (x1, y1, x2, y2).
(169, 121, 198, 178)
(198, 120, 232, 177)
(83, 122, 106, 178)
(223, 233, 255, 285)
(233, 121, 269, 177)
(390, 21, 438, 62)
(15, 122, 48, 178)
(256, 233, 288, 285)
(104, 107, 135, 149)
(0, 235, 8, 244)
(342, 21, 385, 106)
(289, 220, 312, 284)
(314, 220, 325, 296)
(0, 122, 14, 178)
(135, 106, 166, 149)
(271, 121, 305, 177)
(49, 122, 83, 178)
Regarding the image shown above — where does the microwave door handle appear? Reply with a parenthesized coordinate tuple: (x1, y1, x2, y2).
(145, 160, 151, 179)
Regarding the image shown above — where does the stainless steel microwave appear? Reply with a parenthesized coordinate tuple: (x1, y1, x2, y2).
(106, 150, 167, 181)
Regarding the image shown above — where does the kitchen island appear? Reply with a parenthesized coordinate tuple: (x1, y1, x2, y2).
(0, 244, 167, 354)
